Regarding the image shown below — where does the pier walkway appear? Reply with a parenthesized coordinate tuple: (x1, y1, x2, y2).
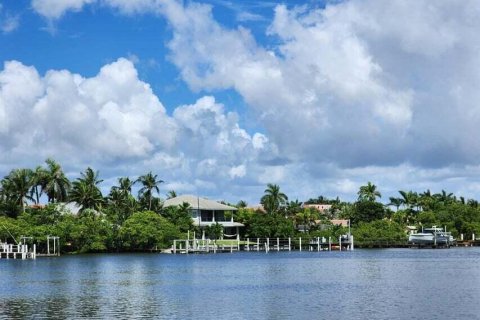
(172, 236, 354, 254)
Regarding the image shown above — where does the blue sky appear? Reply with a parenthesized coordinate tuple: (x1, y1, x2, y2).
(1, 0, 480, 205)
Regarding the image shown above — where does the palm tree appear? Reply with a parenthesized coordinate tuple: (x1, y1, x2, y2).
(236, 200, 248, 208)
(3, 169, 35, 212)
(286, 199, 303, 217)
(295, 207, 319, 233)
(388, 197, 402, 211)
(260, 183, 288, 214)
(117, 177, 134, 196)
(69, 167, 104, 211)
(467, 199, 479, 208)
(398, 190, 418, 210)
(30, 165, 48, 204)
(418, 189, 435, 211)
(137, 172, 164, 211)
(166, 190, 177, 199)
(357, 182, 381, 202)
(44, 158, 70, 203)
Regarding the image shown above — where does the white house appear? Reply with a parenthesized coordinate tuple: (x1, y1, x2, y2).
(163, 195, 244, 238)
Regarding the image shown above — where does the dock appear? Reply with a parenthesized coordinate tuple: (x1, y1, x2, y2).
(172, 236, 354, 254)
(0, 236, 61, 260)
(0, 242, 36, 260)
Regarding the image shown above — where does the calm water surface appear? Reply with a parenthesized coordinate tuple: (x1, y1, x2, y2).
(1, 248, 480, 319)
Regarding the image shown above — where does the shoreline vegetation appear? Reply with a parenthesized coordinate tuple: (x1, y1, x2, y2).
(1, 159, 480, 254)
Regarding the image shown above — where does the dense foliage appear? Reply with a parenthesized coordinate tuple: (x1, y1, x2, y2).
(2, 161, 480, 253)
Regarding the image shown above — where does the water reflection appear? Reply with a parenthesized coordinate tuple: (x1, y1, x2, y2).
(2, 250, 480, 319)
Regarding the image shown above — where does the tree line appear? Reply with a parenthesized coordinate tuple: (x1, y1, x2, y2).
(2, 160, 480, 252)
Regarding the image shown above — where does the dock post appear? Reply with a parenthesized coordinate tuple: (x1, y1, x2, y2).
(47, 237, 50, 256)
(237, 238, 240, 251)
(267, 238, 270, 252)
(339, 236, 342, 251)
(473, 233, 476, 241)
(317, 237, 320, 252)
(246, 238, 250, 251)
(299, 238, 302, 252)
(328, 237, 331, 251)
(288, 238, 291, 251)
(257, 238, 260, 252)
(350, 235, 354, 251)
(277, 238, 280, 252)
(33, 244, 36, 259)
(173, 240, 177, 254)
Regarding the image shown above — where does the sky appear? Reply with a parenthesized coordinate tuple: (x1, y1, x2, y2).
(1, 0, 480, 205)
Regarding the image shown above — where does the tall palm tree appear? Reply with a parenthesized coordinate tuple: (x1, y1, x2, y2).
(434, 190, 455, 205)
(69, 167, 104, 211)
(388, 197, 402, 211)
(44, 158, 70, 203)
(260, 183, 288, 214)
(117, 177, 134, 196)
(30, 165, 48, 204)
(137, 172, 164, 211)
(398, 190, 418, 211)
(357, 182, 381, 202)
(286, 199, 303, 217)
(3, 168, 35, 212)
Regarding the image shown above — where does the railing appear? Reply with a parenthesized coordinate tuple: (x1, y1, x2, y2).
(171, 236, 354, 254)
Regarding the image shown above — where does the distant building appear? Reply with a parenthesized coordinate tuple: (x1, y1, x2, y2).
(303, 204, 332, 213)
(163, 195, 244, 238)
(329, 219, 349, 227)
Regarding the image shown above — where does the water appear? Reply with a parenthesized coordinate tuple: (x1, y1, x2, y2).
(2, 248, 480, 319)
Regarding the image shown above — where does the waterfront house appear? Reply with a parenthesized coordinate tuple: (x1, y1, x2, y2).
(163, 195, 244, 239)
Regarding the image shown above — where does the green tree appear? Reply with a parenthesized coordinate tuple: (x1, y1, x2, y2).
(137, 172, 164, 211)
(69, 167, 104, 211)
(120, 211, 180, 250)
(286, 199, 303, 217)
(260, 183, 288, 215)
(353, 220, 406, 246)
(166, 190, 177, 199)
(2, 168, 34, 213)
(352, 201, 385, 224)
(388, 197, 402, 211)
(44, 159, 70, 203)
(163, 202, 194, 233)
(115, 177, 135, 197)
(236, 200, 248, 208)
(357, 182, 381, 202)
(30, 165, 48, 204)
(205, 222, 223, 240)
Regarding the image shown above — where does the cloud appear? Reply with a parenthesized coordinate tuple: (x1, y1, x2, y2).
(22, 0, 480, 203)
(154, 0, 480, 171)
(1, 14, 20, 33)
(0, 58, 275, 203)
(32, 0, 96, 19)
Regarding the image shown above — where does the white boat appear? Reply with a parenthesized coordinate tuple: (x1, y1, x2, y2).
(408, 226, 455, 247)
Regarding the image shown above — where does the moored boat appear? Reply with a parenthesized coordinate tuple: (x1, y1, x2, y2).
(408, 226, 455, 247)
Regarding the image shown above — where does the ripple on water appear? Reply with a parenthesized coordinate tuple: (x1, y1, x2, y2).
(2, 249, 480, 319)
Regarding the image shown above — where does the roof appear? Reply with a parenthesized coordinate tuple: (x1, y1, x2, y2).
(163, 195, 237, 211)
